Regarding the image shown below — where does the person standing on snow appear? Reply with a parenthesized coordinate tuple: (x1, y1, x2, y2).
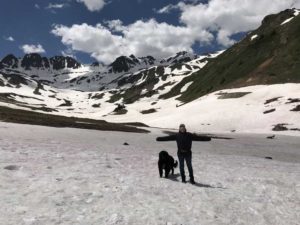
(156, 124, 211, 184)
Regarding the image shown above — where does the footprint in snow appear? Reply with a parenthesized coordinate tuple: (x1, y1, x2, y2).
(4, 165, 20, 170)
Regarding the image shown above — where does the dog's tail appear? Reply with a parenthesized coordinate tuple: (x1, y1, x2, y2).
(174, 160, 178, 168)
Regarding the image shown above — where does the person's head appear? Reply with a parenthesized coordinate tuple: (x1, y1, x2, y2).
(179, 124, 186, 133)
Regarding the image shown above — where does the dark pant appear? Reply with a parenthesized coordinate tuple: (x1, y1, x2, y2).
(178, 152, 194, 182)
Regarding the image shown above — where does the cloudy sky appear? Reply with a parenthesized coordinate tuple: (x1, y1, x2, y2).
(1, 0, 299, 64)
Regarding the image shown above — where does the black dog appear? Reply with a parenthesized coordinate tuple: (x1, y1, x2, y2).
(158, 151, 178, 178)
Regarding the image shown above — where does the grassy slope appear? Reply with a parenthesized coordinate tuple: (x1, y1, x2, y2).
(0, 106, 149, 133)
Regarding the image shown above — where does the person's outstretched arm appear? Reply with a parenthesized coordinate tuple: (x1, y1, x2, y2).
(191, 134, 212, 141)
(156, 135, 176, 141)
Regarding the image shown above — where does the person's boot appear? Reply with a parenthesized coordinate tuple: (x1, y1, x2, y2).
(182, 176, 186, 183)
(190, 177, 195, 185)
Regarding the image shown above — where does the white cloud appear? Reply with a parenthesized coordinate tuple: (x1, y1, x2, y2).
(52, 20, 213, 64)
(105, 20, 124, 32)
(46, 3, 67, 9)
(61, 48, 77, 59)
(156, 4, 180, 14)
(76, 0, 106, 11)
(34, 4, 40, 9)
(165, 0, 300, 46)
(4, 36, 15, 42)
(21, 44, 46, 54)
(52, 0, 300, 63)
(217, 30, 235, 46)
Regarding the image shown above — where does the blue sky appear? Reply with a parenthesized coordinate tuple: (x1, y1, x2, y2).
(1, 0, 190, 63)
(0, 0, 299, 64)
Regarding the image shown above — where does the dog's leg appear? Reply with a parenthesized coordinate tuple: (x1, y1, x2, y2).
(165, 168, 170, 178)
(158, 162, 163, 178)
(172, 168, 174, 175)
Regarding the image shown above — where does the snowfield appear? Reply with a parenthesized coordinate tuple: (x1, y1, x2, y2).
(0, 122, 299, 225)
(1, 82, 300, 136)
(104, 83, 300, 136)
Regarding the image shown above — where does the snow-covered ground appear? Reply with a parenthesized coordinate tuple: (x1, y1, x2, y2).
(104, 83, 300, 136)
(0, 122, 299, 225)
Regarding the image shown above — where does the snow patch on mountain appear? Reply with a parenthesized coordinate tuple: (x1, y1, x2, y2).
(251, 34, 258, 41)
(281, 9, 300, 25)
(180, 82, 193, 93)
(281, 17, 294, 25)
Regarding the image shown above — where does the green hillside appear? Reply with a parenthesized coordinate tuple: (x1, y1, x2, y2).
(161, 9, 300, 103)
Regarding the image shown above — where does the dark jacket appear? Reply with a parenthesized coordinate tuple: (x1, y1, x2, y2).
(156, 132, 211, 154)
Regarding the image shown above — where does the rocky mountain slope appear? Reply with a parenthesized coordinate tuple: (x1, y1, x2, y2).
(0, 49, 216, 111)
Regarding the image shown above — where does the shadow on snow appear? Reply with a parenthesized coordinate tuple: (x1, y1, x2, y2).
(165, 173, 225, 189)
